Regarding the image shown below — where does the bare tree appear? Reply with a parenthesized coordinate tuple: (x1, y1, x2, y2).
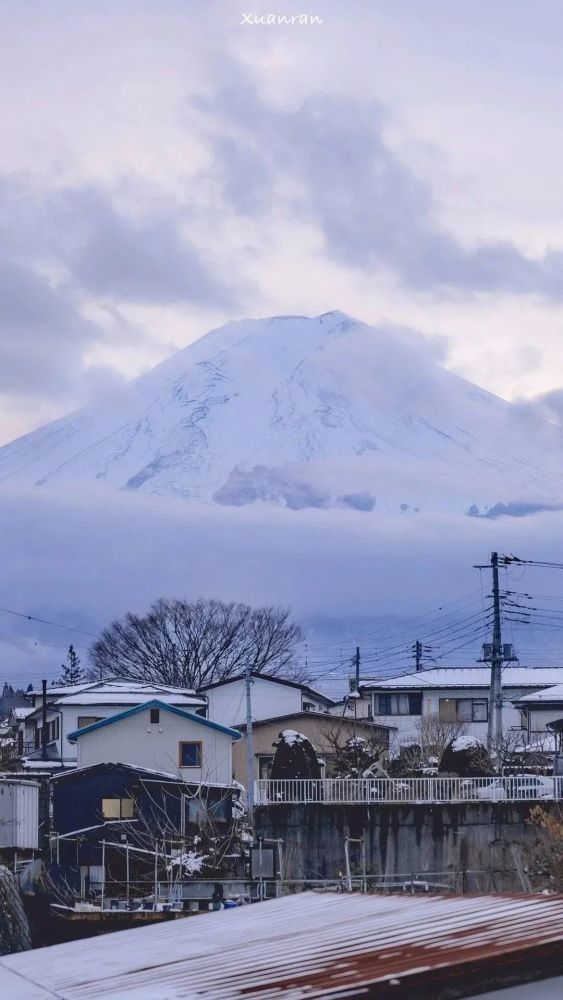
(89, 598, 304, 688)
(322, 727, 388, 777)
(417, 715, 469, 764)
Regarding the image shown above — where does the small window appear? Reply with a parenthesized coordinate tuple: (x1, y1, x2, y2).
(456, 699, 473, 722)
(77, 716, 102, 730)
(377, 694, 392, 715)
(101, 797, 134, 820)
(150, 708, 160, 724)
(439, 699, 457, 722)
(408, 693, 422, 716)
(179, 741, 202, 768)
(472, 700, 488, 722)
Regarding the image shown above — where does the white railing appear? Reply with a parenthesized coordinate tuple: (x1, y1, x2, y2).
(255, 776, 563, 806)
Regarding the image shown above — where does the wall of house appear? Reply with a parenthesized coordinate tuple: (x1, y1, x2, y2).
(369, 685, 534, 747)
(255, 800, 546, 891)
(527, 706, 563, 734)
(206, 679, 309, 727)
(232, 717, 390, 782)
(75, 708, 235, 784)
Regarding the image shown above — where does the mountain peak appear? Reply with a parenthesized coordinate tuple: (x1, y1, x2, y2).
(0, 312, 561, 514)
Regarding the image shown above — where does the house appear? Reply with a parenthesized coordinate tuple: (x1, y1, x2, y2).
(233, 712, 394, 781)
(67, 700, 241, 785)
(50, 761, 237, 895)
(200, 672, 335, 728)
(358, 667, 563, 747)
(513, 683, 563, 740)
(16, 681, 207, 770)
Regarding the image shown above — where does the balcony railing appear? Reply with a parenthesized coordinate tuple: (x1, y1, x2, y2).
(255, 776, 563, 806)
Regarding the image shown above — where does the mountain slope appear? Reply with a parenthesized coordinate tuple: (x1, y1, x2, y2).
(0, 311, 561, 513)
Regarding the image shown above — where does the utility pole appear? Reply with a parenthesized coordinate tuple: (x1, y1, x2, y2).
(245, 664, 254, 824)
(354, 646, 360, 690)
(41, 679, 48, 761)
(414, 640, 422, 672)
(474, 552, 504, 753)
(490, 551, 503, 751)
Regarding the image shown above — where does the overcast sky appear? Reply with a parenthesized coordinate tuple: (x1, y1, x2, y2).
(2, 0, 563, 445)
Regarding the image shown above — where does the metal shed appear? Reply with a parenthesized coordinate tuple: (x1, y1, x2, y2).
(0, 779, 39, 850)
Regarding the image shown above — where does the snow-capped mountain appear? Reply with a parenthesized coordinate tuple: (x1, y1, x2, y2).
(0, 311, 561, 514)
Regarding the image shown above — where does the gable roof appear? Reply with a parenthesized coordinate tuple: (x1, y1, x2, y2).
(199, 672, 335, 705)
(359, 667, 563, 691)
(235, 712, 394, 732)
(66, 700, 242, 743)
(517, 683, 563, 704)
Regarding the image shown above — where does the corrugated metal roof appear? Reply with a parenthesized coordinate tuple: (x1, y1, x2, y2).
(2, 892, 563, 999)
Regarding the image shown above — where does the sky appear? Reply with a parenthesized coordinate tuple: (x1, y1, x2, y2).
(3, 1, 563, 445)
(3, 1, 563, 685)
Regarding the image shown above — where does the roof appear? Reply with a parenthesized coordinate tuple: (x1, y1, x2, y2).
(24, 680, 205, 721)
(66, 700, 242, 743)
(235, 711, 393, 732)
(199, 671, 335, 705)
(51, 761, 179, 782)
(9, 706, 33, 720)
(517, 682, 563, 704)
(2, 892, 563, 999)
(29, 679, 200, 698)
(51, 762, 238, 790)
(360, 666, 563, 691)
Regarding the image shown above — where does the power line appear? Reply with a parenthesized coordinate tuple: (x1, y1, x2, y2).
(0, 606, 96, 638)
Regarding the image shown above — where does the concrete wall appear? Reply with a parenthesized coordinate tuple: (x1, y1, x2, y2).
(76, 708, 235, 784)
(255, 801, 544, 891)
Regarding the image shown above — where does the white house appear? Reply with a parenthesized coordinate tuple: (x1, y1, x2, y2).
(18, 680, 207, 769)
(67, 700, 241, 785)
(359, 667, 563, 747)
(513, 683, 563, 738)
(199, 672, 335, 728)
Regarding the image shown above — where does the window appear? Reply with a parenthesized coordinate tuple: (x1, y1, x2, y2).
(77, 716, 102, 730)
(378, 694, 392, 715)
(150, 708, 160, 724)
(302, 701, 315, 712)
(439, 699, 488, 723)
(179, 741, 202, 768)
(408, 693, 422, 716)
(472, 700, 488, 722)
(374, 693, 422, 716)
(456, 699, 473, 722)
(258, 755, 274, 779)
(101, 797, 135, 820)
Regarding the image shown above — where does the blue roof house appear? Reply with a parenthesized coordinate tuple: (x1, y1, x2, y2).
(67, 700, 241, 786)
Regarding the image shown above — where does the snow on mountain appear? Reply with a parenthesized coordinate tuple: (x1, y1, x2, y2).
(0, 310, 561, 514)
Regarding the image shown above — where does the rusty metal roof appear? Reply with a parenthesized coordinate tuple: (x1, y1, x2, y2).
(2, 891, 563, 999)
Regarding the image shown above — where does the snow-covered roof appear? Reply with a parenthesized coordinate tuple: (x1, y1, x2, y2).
(9, 706, 34, 720)
(66, 700, 241, 742)
(25, 680, 205, 716)
(30, 680, 201, 698)
(3, 891, 563, 999)
(360, 667, 563, 691)
(517, 682, 563, 704)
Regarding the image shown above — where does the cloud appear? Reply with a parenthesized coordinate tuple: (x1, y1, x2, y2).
(66, 189, 234, 308)
(196, 75, 563, 298)
(1, 482, 563, 686)
(0, 257, 97, 396)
